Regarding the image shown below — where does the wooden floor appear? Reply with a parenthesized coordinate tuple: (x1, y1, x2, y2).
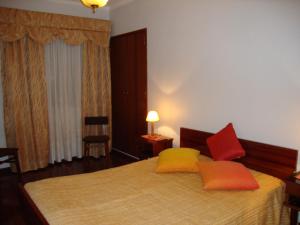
(0, 151, 136, 225)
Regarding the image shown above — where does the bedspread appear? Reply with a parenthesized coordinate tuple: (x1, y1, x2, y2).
(25, 156, 289, 225)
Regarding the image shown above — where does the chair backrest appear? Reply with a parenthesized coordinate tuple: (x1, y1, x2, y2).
(85, 116, 108, 125)
(0, 148, 23, 183)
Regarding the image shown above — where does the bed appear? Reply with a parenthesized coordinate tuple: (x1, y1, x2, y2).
(19, 127, 298, 225)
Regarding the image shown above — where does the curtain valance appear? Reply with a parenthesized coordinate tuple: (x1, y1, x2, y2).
(0, 7, 111, 47)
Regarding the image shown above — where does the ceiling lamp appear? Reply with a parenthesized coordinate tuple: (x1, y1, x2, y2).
(81, 0, 109, 13)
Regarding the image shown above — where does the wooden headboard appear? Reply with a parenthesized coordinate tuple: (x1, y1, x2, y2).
(180, 127, 298, 180)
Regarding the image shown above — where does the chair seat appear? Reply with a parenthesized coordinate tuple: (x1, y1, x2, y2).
(83, 135, 109, 143)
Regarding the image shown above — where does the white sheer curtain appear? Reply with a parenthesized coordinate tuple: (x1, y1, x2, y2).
(0, 42, 8, 169)
(45, 40, 82, 163)
(0, 43, 6, 148)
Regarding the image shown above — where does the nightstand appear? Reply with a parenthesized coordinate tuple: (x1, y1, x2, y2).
(140, 135, 173, 159)
(285, 173, 300, 225)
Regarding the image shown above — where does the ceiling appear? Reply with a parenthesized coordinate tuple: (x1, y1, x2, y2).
(49, 0, 132, 8)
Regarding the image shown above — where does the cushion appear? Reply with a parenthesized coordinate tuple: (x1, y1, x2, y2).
(156, 148, 200, 173)
(207, 123, 245, 160)
(198, 161, 259, 190)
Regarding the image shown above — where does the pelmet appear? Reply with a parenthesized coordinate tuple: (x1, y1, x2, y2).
(0, 23, 110, 47)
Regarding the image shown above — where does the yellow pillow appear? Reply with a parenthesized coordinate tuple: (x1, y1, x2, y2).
(156, 148, 200, 173)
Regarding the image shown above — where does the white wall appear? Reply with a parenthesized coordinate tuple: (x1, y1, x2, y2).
(0, 0, 109, 19)
(111, 0, 300, 169)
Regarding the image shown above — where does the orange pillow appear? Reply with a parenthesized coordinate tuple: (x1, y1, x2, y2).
(198, 161, 259, 190)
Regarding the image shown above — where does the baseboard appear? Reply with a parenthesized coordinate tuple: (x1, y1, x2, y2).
(112, 148, 140, 160)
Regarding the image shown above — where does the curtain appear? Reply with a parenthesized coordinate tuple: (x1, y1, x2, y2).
(0, 42, 8, 169)
(0, 42, 6, 147)
(0, 7, 112, 170)
(45, 40, 82, 163)
(82, 41, 112, 157)
(1, 38, 49, 172)
(0, 7, 111, 47)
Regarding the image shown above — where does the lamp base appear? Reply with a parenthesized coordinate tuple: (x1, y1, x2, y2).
(150, 122, 155, 136)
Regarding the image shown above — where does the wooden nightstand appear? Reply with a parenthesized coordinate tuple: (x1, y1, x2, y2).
(285, 173, 300, 225)
(140, 135, 173, 159)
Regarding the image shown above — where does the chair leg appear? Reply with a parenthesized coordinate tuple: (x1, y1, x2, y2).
(104, 141, 111, 168)
(84, 143, 86, 157)
(14, 153, 23, 183)
(84, 142, 90, 157)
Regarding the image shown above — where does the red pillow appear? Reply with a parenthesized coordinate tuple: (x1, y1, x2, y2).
(198, 161, 259, 190)
(207, 123, 245, 160)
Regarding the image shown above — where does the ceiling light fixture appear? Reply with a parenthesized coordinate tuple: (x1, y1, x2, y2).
(80, 0, 109, 13)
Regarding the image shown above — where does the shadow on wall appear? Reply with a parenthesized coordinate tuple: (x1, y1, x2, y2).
(152, 71, 192, 96)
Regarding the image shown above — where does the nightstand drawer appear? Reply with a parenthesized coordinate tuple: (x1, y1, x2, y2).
(286, 180, 300, 198)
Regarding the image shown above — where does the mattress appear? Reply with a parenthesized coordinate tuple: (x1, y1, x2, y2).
(25, 155, 289, 225)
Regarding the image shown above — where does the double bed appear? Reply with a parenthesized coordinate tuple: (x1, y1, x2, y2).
(19, 127, 298, 225)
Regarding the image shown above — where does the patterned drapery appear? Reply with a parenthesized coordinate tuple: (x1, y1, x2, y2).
(82, 41, 112, 157)
(1, 38, 50, 171)
(0, 7, 111, 46)
(0, 7, 111, 171)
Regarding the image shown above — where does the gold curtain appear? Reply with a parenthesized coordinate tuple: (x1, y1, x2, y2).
(0, 7, 111, 47)
(1, 38, 49, 172)
(0, 7, 112, 168)
(82, 41, 112, 157)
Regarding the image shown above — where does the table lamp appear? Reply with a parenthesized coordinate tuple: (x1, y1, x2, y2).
(146, 111, 160, 136)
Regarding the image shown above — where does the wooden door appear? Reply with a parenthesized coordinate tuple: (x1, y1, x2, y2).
(111, 29, 147, 158)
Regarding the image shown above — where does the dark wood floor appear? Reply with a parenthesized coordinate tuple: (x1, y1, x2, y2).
(0, 151, 136, 225)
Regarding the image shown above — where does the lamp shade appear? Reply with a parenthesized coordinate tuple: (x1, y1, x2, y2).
(146, 111, 160, 122)
(81, 0, 109, 11)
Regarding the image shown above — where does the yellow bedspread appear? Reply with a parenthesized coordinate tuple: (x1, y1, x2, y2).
(25, 156, 289, 225)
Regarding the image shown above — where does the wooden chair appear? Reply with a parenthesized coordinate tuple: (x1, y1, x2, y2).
(0, 148, 22, 182)
(83, 116, 111, 166)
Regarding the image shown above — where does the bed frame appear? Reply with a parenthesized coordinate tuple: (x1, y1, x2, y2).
(180, 127, 298, 180)
(19, 127, 298, 225)
(19, 184, 49, 225)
